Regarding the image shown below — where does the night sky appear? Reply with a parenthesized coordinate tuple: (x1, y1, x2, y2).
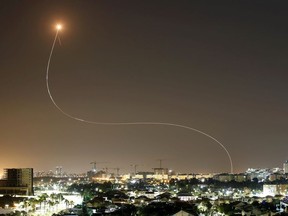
(1, 0, 288, 175)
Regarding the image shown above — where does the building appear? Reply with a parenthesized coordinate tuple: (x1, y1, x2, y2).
(153, 168, 168, 175)
(245, 168, 270, 181)
(284, 161, 288, 174)
(177, 192, 197, 201)
(213, 173, 234, 182)
(0, 168, 33, 196)
(263, 184, 288, 196)
(55, 166, 63, 177)
(269, 173, 285, 181)
(172, 210, 195, 216)
(234, 173, 247, 182)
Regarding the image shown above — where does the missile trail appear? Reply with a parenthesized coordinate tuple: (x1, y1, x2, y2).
(46, 26, 234, 174)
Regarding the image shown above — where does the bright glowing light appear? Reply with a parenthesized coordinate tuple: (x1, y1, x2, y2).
(56, 24, 62, 30)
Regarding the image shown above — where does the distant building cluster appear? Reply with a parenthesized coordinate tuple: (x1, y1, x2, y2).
(29, 160, 288, 184)
(34, 165, 86, 178)
(1, 160, 288, 199)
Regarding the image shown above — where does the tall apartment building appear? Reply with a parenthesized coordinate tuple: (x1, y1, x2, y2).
(0, 168, 33, 196)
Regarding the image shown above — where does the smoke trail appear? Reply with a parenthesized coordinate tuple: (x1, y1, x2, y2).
(46, 30, 234, 174)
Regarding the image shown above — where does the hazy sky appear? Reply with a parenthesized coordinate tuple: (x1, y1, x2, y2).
(1, 0, 288, 175)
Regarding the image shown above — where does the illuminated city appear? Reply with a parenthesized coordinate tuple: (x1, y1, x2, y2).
(1, 0, 288, 215)
(2, 163, 288, 215)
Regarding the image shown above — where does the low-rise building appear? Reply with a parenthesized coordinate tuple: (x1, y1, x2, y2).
(263, 184, 288, 196)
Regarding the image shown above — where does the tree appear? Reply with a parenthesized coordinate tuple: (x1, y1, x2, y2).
(217, 203, 234, 215)
(69, 200, 75, 208)
(197, 199, 212, 215)
(39, 193, 49, 211)
(64, 199, 70, 208)
(47, 200, 55, 211)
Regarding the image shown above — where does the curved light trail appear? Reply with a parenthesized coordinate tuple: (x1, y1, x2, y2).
(46, 25, 234, 174)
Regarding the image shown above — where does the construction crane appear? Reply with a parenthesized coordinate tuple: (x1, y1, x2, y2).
(155, 159, 167, 169)
(130, 164, 138, 175)
(153, 159, 168, 175)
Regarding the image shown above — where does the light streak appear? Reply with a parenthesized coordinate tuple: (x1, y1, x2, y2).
(46, 24, 234, 173)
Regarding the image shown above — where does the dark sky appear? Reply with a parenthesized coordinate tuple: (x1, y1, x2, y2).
(1, 0, 288, 175)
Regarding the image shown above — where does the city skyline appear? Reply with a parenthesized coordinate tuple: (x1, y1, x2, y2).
(1, 1, 288, 174)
